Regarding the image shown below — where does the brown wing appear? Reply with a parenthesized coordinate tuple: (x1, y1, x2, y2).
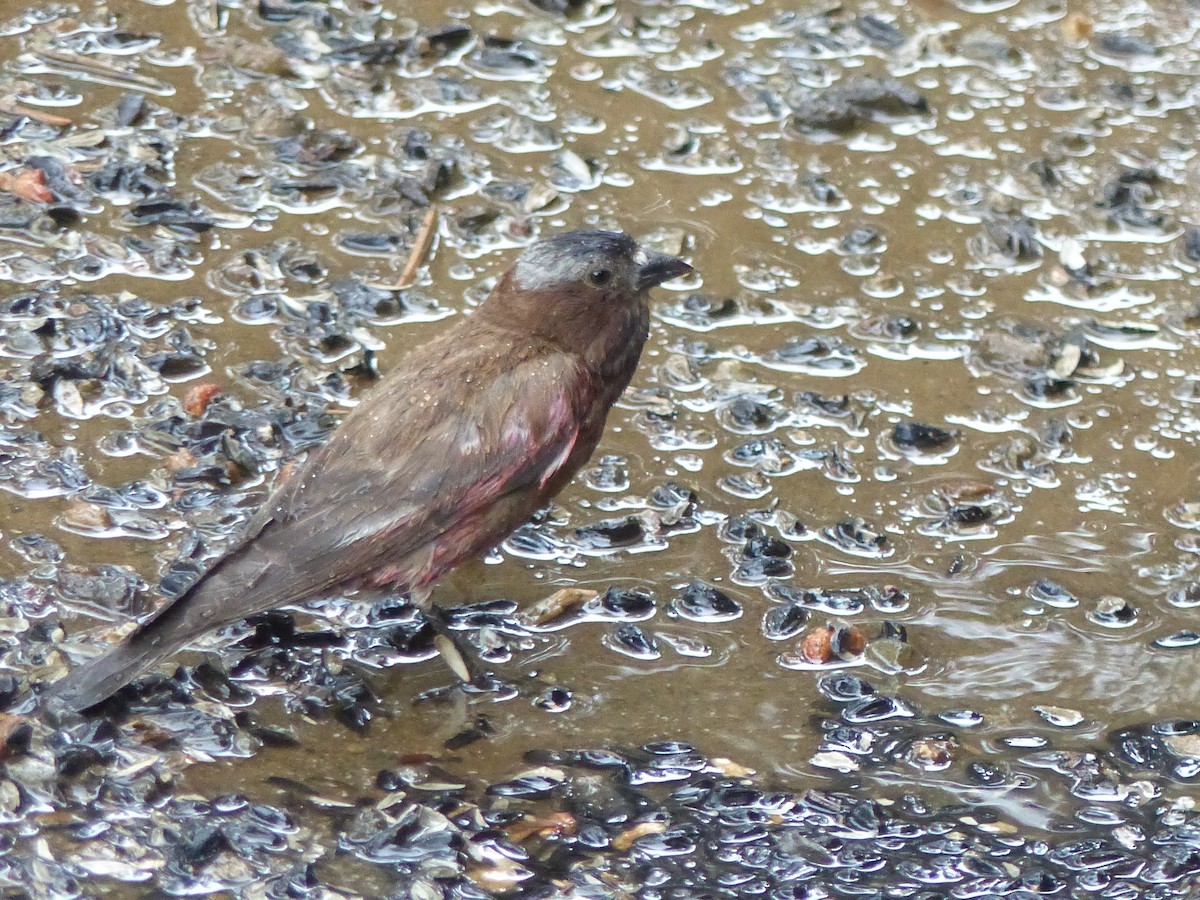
(175, 332, 592, 622)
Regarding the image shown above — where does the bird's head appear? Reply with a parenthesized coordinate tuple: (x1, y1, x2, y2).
(511, 230, 692, 298)
(479, 230, 692, 365)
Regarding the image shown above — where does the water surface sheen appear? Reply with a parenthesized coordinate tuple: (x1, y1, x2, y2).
(3, 0, 1200, 895)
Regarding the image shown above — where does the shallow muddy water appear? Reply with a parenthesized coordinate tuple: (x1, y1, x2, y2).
(4, 0, 1200, 895)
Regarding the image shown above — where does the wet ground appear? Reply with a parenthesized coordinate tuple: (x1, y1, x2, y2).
(4, 0, 1200, 895)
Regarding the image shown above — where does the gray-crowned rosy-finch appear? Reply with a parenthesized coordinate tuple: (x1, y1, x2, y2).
(47, 229, 692, 712)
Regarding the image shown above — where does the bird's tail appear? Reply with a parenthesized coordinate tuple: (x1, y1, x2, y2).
(44, 566, 234, 713)
(44, 625, 182, 714)
(42, 513, 304, 713)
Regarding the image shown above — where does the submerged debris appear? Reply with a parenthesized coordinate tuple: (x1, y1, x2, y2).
(1, 0, 1200, 894)
(785, 75, 930, 140)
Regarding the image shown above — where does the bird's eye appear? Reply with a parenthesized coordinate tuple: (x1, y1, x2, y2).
(587, 268, 613, 287)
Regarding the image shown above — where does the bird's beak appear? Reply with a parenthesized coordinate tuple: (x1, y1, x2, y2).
(636, 250, 692, 291)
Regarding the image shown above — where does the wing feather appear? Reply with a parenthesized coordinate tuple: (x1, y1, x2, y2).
(205, 339, 590, 610)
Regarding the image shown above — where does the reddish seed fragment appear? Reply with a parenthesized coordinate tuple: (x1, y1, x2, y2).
(184, 383, 222, 416)
(0, 168, 52, 203)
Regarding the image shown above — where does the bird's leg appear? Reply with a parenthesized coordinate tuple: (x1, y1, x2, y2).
(408, 586, 486, 684)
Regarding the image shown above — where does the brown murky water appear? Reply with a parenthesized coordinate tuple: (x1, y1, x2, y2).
(5, 0, 1200, 894)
